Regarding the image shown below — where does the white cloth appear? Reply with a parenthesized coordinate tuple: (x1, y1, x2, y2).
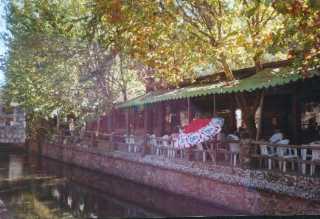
(269, 132, 283, 144)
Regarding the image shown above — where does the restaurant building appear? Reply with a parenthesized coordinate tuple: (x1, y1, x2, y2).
(45, 61, 320, 214)
(92, 61, 320, 146)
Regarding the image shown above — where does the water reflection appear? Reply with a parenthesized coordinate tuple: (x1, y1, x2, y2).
(0, 148, 238, 218)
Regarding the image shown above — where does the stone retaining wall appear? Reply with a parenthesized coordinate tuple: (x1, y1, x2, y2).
(39, 158, 238, 216)
(42, 143, 320, 215)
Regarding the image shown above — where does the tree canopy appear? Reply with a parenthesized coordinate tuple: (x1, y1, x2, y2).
(2, 0, 319, 127)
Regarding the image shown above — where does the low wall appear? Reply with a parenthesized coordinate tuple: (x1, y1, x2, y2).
(42, 143, 320, 215)
(39, 157, 237, 216)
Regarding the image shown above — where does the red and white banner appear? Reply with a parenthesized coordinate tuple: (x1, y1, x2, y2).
(174, 117, 224, 149)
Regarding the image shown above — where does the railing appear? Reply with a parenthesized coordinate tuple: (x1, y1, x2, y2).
(48, 132, 320, 178)
(250, 140, 320, 177)
(146, 136, 239, 166)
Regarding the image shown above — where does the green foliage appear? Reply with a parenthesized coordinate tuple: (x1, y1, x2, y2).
(272, 0, 320, 74)
(3, 0, 145, 131)
(3, 0, 319, 137)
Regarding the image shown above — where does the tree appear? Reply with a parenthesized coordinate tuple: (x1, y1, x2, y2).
(154, 0, 285, 136)
(3, 0, 144, 138)
(272, 0, 320, 75)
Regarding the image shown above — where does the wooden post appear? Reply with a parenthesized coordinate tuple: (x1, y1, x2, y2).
(202, 150, 206, 162)
(144, 106, 148, 134)
(157, 102, 165, 136)
(255, 91, 265, 141)
(291, 89, 301, 144)
(187, 98, 191, 122)
(213, 94, 216, 116)
(148, 106, 153, 134)
(106, 115, 111, 133)
(144, 105, 151, 135)
(231, 99, 236, 132)
(125, 108, 130, 135)
(110, 109, 114, 132)
(239, 139, 251, 169)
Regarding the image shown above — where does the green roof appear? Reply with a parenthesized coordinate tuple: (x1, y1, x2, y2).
(117, 67, 319, 108)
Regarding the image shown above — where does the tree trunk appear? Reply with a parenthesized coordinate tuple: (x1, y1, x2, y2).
(234, 92, 262, 139)
(254, 56, 263, 72)
(219, 53, 235, 81)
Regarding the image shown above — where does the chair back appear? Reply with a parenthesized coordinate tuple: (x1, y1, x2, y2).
(310, 142, 320, 160)
(129, 134, 135, 144)
(149, 134, 157, 146)
(260, 144, 270, 155)
(171, 135, 180, 149)
(229, 143, 240, 153)
(162, 135, 170, 147)
(124, 134, 129, 144)
(227, 134, 240, 153)
(312, 150, 320, 160)
(276, 139, 290, 156)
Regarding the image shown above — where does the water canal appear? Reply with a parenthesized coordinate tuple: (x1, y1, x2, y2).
(0, 146, 238, 218)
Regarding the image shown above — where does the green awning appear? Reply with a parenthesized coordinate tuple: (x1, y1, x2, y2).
(117, 67, 319, 108)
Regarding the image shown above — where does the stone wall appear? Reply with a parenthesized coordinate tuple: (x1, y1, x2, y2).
(41, 143, 320, 215)
(39, 158, 238, 216)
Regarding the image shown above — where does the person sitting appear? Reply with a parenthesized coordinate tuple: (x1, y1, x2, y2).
(269, 129, 284, 144)
(305, 118, 319, 143)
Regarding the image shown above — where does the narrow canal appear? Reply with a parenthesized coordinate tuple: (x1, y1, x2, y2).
(0, 146, 238, 218)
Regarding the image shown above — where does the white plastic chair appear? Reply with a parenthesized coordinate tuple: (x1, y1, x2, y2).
(276, 139, 290, 157)
(128, 134, 135, 152)
(162, 135, 175, 158)
(301, 148, 309, 175)
(124, 134, 129, 144)
(259, 132, 283, 170)
(148, 134, 158, 154)
(149, 134, 157, 146)
(160, 135, 169, 156)
(227, 134, 240, 167)
(276, 139, 296, 172)
(310, 141, 320, 176)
